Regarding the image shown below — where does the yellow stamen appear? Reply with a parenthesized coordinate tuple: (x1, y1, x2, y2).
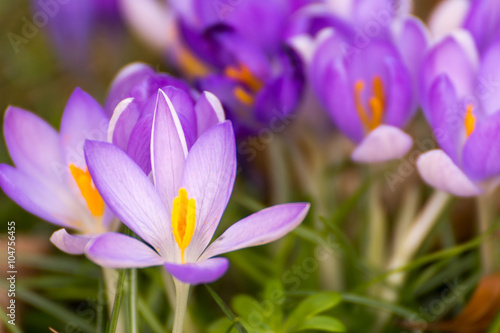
(353, 76, 386, 131)
(171, 188, 196, 263)
(224, 64, 263, 92)
(177, 46, 210, 78)
(234, 87, 255, 105)
(465, 104, 476, 138)
(69, 164, 104, 217)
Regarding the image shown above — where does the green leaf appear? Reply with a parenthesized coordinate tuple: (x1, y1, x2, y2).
(0, 306, 22, 333)
(283, 292, 342, 331)
(206, 285, 249, 333)
(137, 298, 165, 333)
(106, 269, 126, 333)
(293, 316, 346, 332)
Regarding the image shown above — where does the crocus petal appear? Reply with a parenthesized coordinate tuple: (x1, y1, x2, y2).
(86, 232, 164, 268)
(393, 17, 429, 110)
(151, 90, 188, 215)
(3, 107, 64, 182)
(50, 229, 93, 255)
(60, 88, 109, 168)
(34, 0, 94, 67)
(351, 125, 413, 163)
(0, 165, 77, 228)
(383, 58, 414, 128)
(164, 257, 229, 285)
(426, 75, 463, 164)
(311, 51, 363, 142)
(463, 0, 500, 54)
(428, 0, 469, 41)
(120, 0, 175, 51)
(107, 98, 140, 151)
(477, 41, 500, 115)
(181, 121, 237, 261)
(200, 203, 309, 260)
(161, 86, 197, 148)
(417, 149, 483, 197)
(462, 111, 500, 181)
(195, 91, 225, 135)
(84, 141, 174, 257)
(105, 62, 191, 114)
(420, 31, 478, 109)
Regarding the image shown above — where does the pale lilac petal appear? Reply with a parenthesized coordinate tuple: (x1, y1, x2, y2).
(181, 121, 237, 261)
(462, 111, 500, 181)
(107, 98, 140, 151)
(84, 141, 174, 257)
(200, 203, 310, 260)
(164, 257, 229, 285)
(120, 0, 175, 51)
(393, 17, 430, 110)
(477, 41, 500, 116)
(50, 229, 93, 255)
(86, 232, 164, 268)
(161, 86, 197, 148)
(426, 75, 463, 164)
(3, 107, 64, 182)
(351, 125, 413, 163)
(420, 31, 478, 108)
(383, 58, 414, 128)
(195, 91, 225, 136)
(151, 90, 188, 216)
(0, 165, 77, 228)
(60, 88, 109, 168)
(417, 149, 483, 197)
(428, 0, 469, 41)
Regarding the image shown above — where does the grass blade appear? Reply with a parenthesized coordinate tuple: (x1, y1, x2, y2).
(205, 285, 248, 333)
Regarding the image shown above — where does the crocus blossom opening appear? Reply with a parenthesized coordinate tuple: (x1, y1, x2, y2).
(354, 76, 386, 131)
(464, 104, 476, 138)
(172, 188, 196, 263)
(69, 164, 105, 217)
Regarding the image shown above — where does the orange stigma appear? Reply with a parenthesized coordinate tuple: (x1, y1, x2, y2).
(464, 104, 476, 138)
(225, 64, 263, 105)
(171, 188, 196, 263)
(69, 165, 104, 217)
(354, 76, 386, 131)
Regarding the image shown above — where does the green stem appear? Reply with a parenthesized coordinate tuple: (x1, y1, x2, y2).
(106, 269, 126, 333)
(172, 279, 190, 333)
(478, 194, 495, 275)
(365, 171, 386, 270)
(129, 268, 138, 333)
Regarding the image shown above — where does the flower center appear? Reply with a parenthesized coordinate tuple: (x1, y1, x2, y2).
(69, 164, 104, 217)
(171, 188, 196, 263)
(224, 64, 263, 106)
(354, 76, 386, 131)
(464, 104, 476, 138)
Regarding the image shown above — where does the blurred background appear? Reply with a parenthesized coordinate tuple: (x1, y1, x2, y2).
(2, 1, 488, 332)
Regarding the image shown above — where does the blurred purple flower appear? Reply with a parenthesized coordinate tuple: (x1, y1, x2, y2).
(309, 9, 428, 163)
(105, 62, 226, 174)
(0, 88, 115, 254)
(429, 0, 500, 54)
(84, 90, 310, 284)
(32, 0, 123, 68)
(418, 31, 500, 197)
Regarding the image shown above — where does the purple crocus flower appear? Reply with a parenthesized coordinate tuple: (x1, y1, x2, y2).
(429, 0, 500, 55)
(104, 62, 225, 174)
(167, 0, 307, 135)
(32, 0, 122, 69)
(309, 12, 429, 163)
(0, 88, 115, 254)
(84, 90, 310, 285)
(417, 31, 500, 197)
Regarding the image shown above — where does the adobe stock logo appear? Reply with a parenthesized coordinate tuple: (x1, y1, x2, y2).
(7, 0, 74, 54)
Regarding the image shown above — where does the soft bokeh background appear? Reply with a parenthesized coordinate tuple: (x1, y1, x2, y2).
(4, 1, 489, 333)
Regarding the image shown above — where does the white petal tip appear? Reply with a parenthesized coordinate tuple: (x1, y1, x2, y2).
(417, 150, 483, 197)
(351, 125, 413, 163)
